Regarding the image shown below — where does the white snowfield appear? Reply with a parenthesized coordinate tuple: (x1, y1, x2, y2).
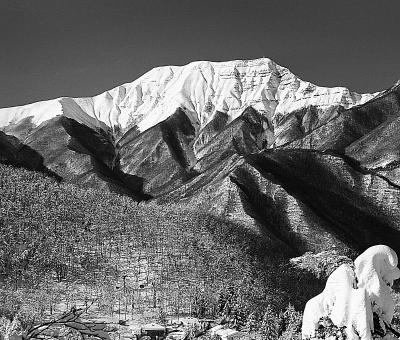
(0, 58, 377, 134)
(302, 245, 400, 340)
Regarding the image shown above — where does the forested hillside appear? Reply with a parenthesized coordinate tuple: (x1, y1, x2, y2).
(0, 164, 326, 338)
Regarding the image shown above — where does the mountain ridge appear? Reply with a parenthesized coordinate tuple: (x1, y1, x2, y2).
(0, 58, 378, 135)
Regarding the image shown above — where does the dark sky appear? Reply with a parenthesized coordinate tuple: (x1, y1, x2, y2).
(1, 0, 399, 108)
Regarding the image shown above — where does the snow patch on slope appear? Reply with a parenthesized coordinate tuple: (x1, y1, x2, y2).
(0, 99, 62, 127)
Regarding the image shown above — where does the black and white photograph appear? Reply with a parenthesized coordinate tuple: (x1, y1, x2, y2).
(1, 1, 400, 339)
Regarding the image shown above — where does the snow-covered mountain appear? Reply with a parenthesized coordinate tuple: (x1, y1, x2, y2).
(0, 58, 376, 135)
(2, 57, 400, 255)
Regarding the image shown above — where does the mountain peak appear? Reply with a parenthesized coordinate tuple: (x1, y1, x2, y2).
(0, 58, 378, 135)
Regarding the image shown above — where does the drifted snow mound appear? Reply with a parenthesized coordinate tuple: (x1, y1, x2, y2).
(302, 245, 400, 340)
(0, 58, 377, 135)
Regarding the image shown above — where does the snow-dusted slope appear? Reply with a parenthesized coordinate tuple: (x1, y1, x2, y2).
(0, 58, 377, 134)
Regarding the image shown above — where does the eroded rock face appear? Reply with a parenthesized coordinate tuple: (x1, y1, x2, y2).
(302, 245, 400, 340)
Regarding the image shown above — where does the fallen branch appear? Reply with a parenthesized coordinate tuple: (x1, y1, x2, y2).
(24, 306, 112, 340)
(385, 323, 400, 338)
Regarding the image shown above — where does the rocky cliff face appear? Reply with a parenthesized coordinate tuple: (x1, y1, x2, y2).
(1, 57, 399, 256)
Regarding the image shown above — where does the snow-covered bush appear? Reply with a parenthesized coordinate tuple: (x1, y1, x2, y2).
(302, 245, 400, 340)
